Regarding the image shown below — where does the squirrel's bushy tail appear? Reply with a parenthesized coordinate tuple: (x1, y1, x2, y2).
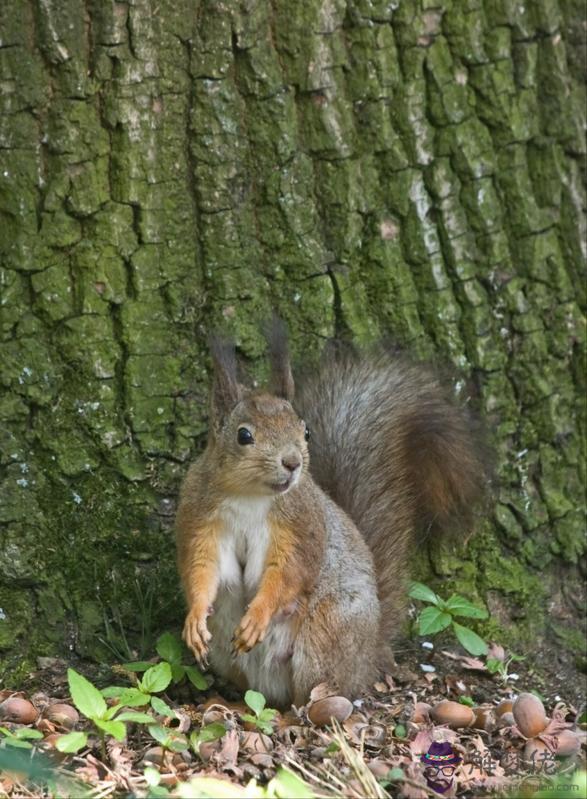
(296, 348, 488, 648)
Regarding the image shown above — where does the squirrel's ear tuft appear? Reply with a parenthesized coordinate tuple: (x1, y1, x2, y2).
(266, 316, 295, 402)
(208, 335, 242, 427)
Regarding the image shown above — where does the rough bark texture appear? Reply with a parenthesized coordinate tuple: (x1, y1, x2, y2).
(0, 0, 585, 680)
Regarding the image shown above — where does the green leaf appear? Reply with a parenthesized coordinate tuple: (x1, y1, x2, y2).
(408, 582, 440, 605)
(67, 668, 107, 720)
(55, 731, 88, 753)
(101, 686, 126, 699)
(150, 696, 176, 718)
(171, 664, 186, 684)
(486, 658, 503, 674)
(259, 708, 277, 720)
(168, 735, 189, 753)
(116, 688, 151, 708)
(156, 633, 183, 665)
(144, 766, 162, 787)
(418, 606, 452, 635)
(184, 665, 207, 690)
(458, 696, 475, 707)
(104, 703, 124, 721)
(14, 729, 43, 740)
(94, 718, 127, 741)
(240, 713, 257, 725)
(452, 622, 488, 656)
(122, 661, 153, 672)
(140, 662, 172, 694)
(394, 724, 407, 738)
(191, 722, 227, 753)
(445, 594, 488, 619)
(244, 689, 266, 717)
(5, 738, 34, 749)
(257, 720, 273, 735)
(148, 725, 171, 746)
(388, 767, 404, 782)
(271, 767, 316, 798)
(324, 741, 340, 755)
(115, 711, 154, 723)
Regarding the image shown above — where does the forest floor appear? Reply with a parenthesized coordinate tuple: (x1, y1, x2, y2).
(0, 637, 585, 799)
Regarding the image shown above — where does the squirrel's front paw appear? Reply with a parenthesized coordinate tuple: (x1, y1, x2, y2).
(183, 607, 212, 667)
(232, 604, 271, 655)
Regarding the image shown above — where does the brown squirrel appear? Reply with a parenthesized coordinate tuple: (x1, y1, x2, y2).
(176, 325, 487, 707)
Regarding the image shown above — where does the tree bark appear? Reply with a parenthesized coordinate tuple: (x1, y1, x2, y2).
(0, 0, 585, 678)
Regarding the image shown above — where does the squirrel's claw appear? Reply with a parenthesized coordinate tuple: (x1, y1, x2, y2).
(182, 609, 212, 667)
(232, 605, 271, 655)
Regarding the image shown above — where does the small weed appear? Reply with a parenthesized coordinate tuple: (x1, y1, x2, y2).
(57, 669, 154, 757)
(240, 690, 278, 735)
(409, 581, 489, 656)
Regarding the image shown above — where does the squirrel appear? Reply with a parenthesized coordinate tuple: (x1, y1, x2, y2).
(176, 323, 487, 707)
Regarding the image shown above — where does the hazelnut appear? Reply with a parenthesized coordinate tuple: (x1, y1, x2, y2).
(495, 700, 513, 717)
(429, 700, 475, 729)
(472, 707, 495, 732)
(45, 703, 79, 729)
(0, 697, 38, 725)
(553, 729, 581, 757)
(513, 694, 549, 738)
(413, 702, 432, 723)
(308, 696, 353, 726)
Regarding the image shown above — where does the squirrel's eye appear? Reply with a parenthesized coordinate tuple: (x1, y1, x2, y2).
(237, 427, 254, 446)
(304, 425, 311, 442)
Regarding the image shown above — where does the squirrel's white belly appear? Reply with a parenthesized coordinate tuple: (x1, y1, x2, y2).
(208, 498, 294, 705)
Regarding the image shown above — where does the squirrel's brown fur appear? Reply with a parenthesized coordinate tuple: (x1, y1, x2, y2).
(176, 328, 487, 706)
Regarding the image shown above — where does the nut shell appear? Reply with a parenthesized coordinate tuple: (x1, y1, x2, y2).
(45, 703, 79, 729)
(523, 737, 550, 765)
(513, 693, 549, 738)
(472, 707, 495, 732)
(308, 696, 353, 726)
(495, 699, 513, 718)
(553, 729, 581, 757)
(430, 700, 475, 729)
(240, 731, 273, 753)
(413, 702, 432, 724)
(0, 697, 38, 725)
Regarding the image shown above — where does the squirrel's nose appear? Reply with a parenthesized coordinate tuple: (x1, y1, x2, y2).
(281, 456, 301, 474)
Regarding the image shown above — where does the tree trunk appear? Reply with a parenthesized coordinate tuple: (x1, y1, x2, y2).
(1, 0, 584, 679)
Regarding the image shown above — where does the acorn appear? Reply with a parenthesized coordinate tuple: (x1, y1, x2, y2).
(0, 697, 38, 725)
(513, 694, 549, 739)
(413, 702, 432, 724)
(45, 703, 79, 729)
(429, 700, 475, 729)
(308, 696, 353, 726)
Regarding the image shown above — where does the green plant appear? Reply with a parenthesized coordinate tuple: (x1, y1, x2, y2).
(102, 661, 176, 717)
(124, 632, 208, 691)
(486, 652, 525, 683)
(190, 722, 227, 757)
(240, 690, 278, 735)
(0, 726, 43, 749)
(98, 576, 159, 662)
(147, 724, 189, 754)
(409, 581, 489, 656)
(56, 669, 154, 756)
